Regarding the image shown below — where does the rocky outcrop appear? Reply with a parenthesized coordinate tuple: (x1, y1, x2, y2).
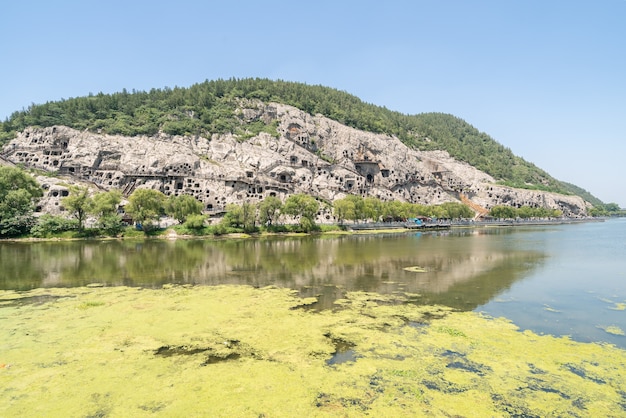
(1, 101, 590, 218)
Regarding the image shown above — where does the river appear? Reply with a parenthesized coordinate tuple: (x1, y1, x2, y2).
(1, 218, 624, 348)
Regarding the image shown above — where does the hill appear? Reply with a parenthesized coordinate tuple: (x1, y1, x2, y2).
(0, 78, 590, 200)
(1, 103, 591, 220)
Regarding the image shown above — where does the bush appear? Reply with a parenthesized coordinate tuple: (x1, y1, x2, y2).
(0, 214, 37, 238)
(318, 224, 341, 233)
(262, 224, 290, 233)
(31, 215, 79, 238)
(183, 214, 207, 230)
(98, 214, 126, 236)
(118, 228, 145, 238)
(212, 222, 230, 236)
(299, 217, 318, 233)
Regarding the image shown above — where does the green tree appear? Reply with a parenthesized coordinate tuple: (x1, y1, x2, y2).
(0, 166, 42, 198)
(222, 203, 244, 228)
(0, 166, 43, 237)
(282, 194, 319, 231)
(344, 195, 365, 222)
(91, 189, 124, 236)
(381, 200, 407, 221)
(333, 198, 354, 225)
(62, 186, 93, 231)
(551, 209, 563, 218)
(517, 206, 534, 219)
(363, 197, 383, 222)
(183, 213, 207, 230)
(92, 189, 122, 217)
(439, 202, 474, 219)
(490, 205, 517, 219)
(165, 194, 203, 224)
(0, 189, 38, 237)
(219, 201, 257, 232)
(241, 201, 257, 232)
(98, 214, 126, 236)
(125, 189, 166, 231)
(91, 189, 124, 235)
(258, 196, 282, 226)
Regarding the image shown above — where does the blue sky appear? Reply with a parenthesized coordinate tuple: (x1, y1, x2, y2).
(2, 0, 625, 206)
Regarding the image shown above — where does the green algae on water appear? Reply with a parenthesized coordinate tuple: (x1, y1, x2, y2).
(403, 265, 428, 273)
(599, 297, 626, 311)
(598, 325, 626, 336)
(1, 285, 625, 417)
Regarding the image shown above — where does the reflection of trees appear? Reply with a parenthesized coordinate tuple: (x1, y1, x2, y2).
(57, 240, 215, 287)
(0, 229, 546, 311)
(209, 231, 545, 311)
(221, 238, 320, 274)
(0, 240, 219, 289)
(0, 242, 49, 290)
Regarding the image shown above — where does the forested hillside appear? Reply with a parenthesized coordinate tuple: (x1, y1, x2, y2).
(0, 78, 587, 198)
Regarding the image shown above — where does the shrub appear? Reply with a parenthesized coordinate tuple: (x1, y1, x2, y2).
(31, 215, 79, 238)
(98, 214, 126, 236)
(0, 214, 37, 238)
(184, 214, 207, 230)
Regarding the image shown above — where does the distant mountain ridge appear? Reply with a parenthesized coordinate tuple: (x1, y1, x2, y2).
(0, 78, 600, 205)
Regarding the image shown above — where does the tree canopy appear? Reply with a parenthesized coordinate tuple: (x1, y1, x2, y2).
(165, 194, 203, 224)
(282, 194, 320, 232)
(0, 166, 43, 237)
(124, 189, 166, 231)
(61, 186, 92, 231)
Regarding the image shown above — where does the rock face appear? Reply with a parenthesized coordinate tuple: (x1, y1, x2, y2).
(1, 101, 590, 218)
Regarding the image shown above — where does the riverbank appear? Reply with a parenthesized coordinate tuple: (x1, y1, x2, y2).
(0, 217, 606, 242)
(343, 216, 605, 232)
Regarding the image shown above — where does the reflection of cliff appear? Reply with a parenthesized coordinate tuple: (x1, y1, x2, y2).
(411, 253, 543, 310)
(0, 231, 545, 312)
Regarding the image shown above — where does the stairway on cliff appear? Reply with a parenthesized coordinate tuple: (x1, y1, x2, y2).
(459, 192, 490, 220)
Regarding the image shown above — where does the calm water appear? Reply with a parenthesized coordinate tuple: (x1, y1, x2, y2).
(1, 219, 625, 348)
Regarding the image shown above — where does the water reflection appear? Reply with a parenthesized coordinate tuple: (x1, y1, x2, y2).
(0, 229, 544, 311)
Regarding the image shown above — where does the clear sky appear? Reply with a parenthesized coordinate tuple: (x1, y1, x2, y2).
(2, 0, 625, 206)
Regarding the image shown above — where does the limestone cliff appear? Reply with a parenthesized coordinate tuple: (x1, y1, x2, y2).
(1, 101, 590, 218)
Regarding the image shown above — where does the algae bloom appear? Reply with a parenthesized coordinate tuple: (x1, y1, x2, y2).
(599, 325, 626, 336)
(1, 285, 625, 417)
(403, 265, 428, 273)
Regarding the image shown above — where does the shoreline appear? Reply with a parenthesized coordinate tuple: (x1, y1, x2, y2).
(343, 216, 605, 232)
(0, 216, 607, 242)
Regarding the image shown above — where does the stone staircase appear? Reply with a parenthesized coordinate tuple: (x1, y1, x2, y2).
(459, 193, 490, 219)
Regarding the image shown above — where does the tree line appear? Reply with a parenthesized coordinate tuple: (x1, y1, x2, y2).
(7, 165, 607, 240)
(488, 205, 563, 219)
(0, 78, 586, 199)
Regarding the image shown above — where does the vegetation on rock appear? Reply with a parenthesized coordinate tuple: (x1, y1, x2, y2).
(0, 78, 593, 199)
